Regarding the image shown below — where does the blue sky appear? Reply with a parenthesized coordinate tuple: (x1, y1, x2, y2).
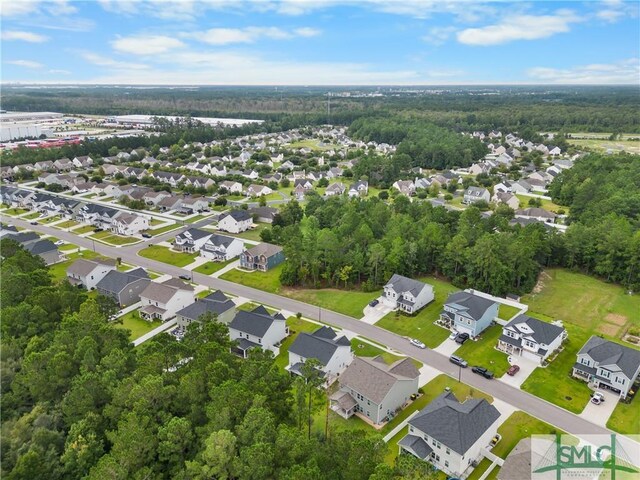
(1, 0, 639, 84)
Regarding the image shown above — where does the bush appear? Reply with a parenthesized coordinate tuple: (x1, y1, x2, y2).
(444, 193, 453, 201)
(378, 191, 389, 200)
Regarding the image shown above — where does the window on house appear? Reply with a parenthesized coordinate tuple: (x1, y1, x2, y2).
(445, 461, 449, 468)
(446, 448, 450, 454)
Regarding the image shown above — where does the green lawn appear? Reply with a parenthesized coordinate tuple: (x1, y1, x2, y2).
(193, 259, 234, 275)
(454, 325, 511, 377)
(350, 338, 402, 365)
(3, 208, 30, 216)
(567, 136, 640, 154)
(90, 230, 112, 240)
(113, 310, 162, 340)
(515, 194, 568, 214)
(225, 223, 268, 242)
(283, 287, 380, 319)
(72, 224, 95, 234)
(149, 218, 163, 226)
(288, 139, 337, 151)
(274, 316, 320, 369)
(38, 215, 61, 224)
(376, 277, 459, 348)
(146, 223, 179, 236)
(22, 211, 41, 220)
(59, 243, 80, 251)
(99, 234, 139, 246)
(55, 219, 78, 229)
(220, 264, 284, 293)
(138, 245, 198, 267)
(49, 250, 102, 281)
(498, 304, 522, 321)
(607, 396, 640, 435)
(185, 214, 211, 224)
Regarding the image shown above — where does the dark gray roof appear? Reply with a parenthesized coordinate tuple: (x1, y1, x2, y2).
(398, 434, 433, 460)
(126, 267, 149, 279)
(7, 231, 40, 245)
(288, 326, 350, 366)
(229, 309, 281, 337)
(175, 228, 211, 242)
(444, 291, 497, 321)
(96, 269, 150, 294)
(236, 338, 260, 351)
(207, 234, 237, 247)
(176, 297, 235, 321)
(385, 274, 431, 297)
(222, 210, 251, 222)
(203, 290, 229, 302)
(409, 392, 500, 455)
(505, 314, 565, 345)
(578, 336, 640, 380)
(24, 239, 57, 255)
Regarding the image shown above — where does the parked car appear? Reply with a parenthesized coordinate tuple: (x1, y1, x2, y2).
(455, 332, 470, 344)
(368, 299, 379, 307)
(93, 228, 103, 232)
(179, 274, 191, 281)
(449, 355, 468, 368)
(471, 366, 494, 379)
(141, 233, 152, 238)
(591, 392, 605, 404)
(409, 338, 426, 349)
(29, 221, 38, 225)
(591, 396, 602, 405)
(507, 365, 520, 376)
(449, 331, 458, 340)
(490, 434, 502, 447)
(54, 240, 64, 246)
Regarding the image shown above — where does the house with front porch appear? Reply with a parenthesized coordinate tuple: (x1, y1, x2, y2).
(200, 234, 244, 261)
(218, 210, 252, 233)
(440, 291, 498, 338)
(572, 336, 640, 399)
(383, 274, 434, 315)
(329, 356, 419, 425)
(139, 277, 194, 321)
(398, 392, 500, 478)
(239, 243, 284, 271)
(228, 305, 288, 358)
(497, 314, 567, 365)
(110, 212, 150, 236)
(286, 326, 353, 382)
(173, 228, 212, 253)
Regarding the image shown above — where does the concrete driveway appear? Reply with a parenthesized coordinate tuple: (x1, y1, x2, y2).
(360, 298, 393, 325)
(498, 356, 538, 388)
(433, 337, 461, 356)
(578, 389, 619, 427)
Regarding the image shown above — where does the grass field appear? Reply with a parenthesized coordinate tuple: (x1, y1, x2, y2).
(149, 218, 163, 226)
(376, 277, 459, 348)
(607, 396, 640, 435)
(283, 287, 380, 318)
(72, 224, 95, 234)
(567, 135, 640, 154)
(3, 208, 30, 216)
(193, 259, 235, 275)
(185, 214, 211, 224)
(113, 311, 162, 340)
(225, 223, 268, 242)
(274, 316, 320, 369)
(49, 250, 101, 280)
(138, 245, 198, 267)
(38, 215, 61, 224)
(91, 233, 139, 246)
(515, 194, 568, 214)
(455, 325, 511, 377)
(498, 304, 522, 321)
(350, 338, 402, 365)
(146, 223, 179, 236)
(22, 212, 41, 220)
(55, 219, 78, 229)
(288, 139, 337, 151)
(59, 243, 79, 251)
(220, 264, 283, 293)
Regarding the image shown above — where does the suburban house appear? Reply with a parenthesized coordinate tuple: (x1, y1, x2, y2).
(440, 291, 499, 338)
(286, 326, 353, 381)
(95, 268, 151, 307)
(572, 336, 640, 399)
(246, 184, 273, 197)
(348, 180, 368, 197)
(239, 243, 285, 271)
(248, 206, 278, 223)
(383, 274, 435, 314)
(175, 290, 236, 328)
(398, 392, 500, 478)
(392, 180, 416, 196)
(200, 234, 244, 261)
(178, 197, 210, 214)
(66, 258, 117, 290)
(228, 305, 288, 358)
(463, 186, 490, 204)
(110, 212, 150, 236)
(218, 210, 252, 234)
(139, 277, 195, 321)
(515, 208, 557, 224)
(144, 191, 171, 206)
(23, 239, 61, 266)
(329, 356, 419, 425)
(219, 180, 243, 194)
(491, 191, 520, 210)
(325, 182, 346, 196)
(174, 228, 212, 253)
(497, 314, 567, 364)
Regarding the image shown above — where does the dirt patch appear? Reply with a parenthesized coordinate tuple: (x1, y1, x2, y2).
(532, 271, 552, 294)
(597, 323, 620, 337)
(604, 313, 627, 326)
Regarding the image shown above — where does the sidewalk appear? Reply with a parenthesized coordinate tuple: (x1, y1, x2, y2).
(184, 256, 210, 271)
(212, 260, 239, 278)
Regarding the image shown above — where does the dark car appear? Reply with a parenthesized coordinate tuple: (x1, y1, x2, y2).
(93, 228, 103, 232)
(368, 299, 379, 307)
(449, 355, 468, 368)
(179, 274, 191, 281)
(141, 233, 152, 238)
(507, 365, 520, 376)
(472, 366, 494, 379)
(455, 332, 470, 344)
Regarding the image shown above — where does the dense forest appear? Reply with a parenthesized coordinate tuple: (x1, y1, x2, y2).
(3, 85, 639, 132)
(261, 154, 640, 296)
(0, 239, 437, 480)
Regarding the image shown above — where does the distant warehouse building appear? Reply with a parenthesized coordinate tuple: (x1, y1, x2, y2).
(1, 124, 43, 142)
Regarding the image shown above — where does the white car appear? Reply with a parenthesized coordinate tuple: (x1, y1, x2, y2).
(449, 331, 458, 340)
(54, 240, 64, 246)
(410, 338, 426, 349)
(591, 392, 605, 404)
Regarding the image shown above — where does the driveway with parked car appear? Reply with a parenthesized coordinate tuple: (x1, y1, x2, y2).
(498, 356, 538, 388)
(360, 297, 393, 325)
(578, 389, 619, 427)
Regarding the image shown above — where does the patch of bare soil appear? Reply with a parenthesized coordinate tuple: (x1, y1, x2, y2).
(604, 313, 627, 326)
(532, 271, 552, 294)
(597, 323, 620, 337)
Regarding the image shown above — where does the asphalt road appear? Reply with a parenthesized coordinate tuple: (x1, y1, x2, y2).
(5, 215, 639, 458)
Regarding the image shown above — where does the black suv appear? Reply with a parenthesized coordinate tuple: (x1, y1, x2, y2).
(471, 366, 494, 379)
(455, 332, 470, 344)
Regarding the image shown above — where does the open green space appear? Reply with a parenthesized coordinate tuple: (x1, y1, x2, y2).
(220, 264, 283, 293)
(113, 310, 162, 341)
(193, 259, 234, 275)
(515, 194, 567, 214)
(96, 234, 139, 246)
(22, 211, 41, 220)
(283, 287, 380, 319)
(185, 214, 211, 224)
(55, 219, 78, 229)
(72, 224, 95, 234)
(48, 250, 101, 281)
(138, 245, 197, 267)
(89, 230, 112, 240)
(607, 396, 640, 435)
(38, 215, 61, 224)
(149, 218, 163, 226)
(82, 193, 97, 199)
(146, 223, 179, 236)
(376, 277, 459, 348)
(274, 316, 320, 369)
(59, 243, 79, 251)
(288, 139, 337, 151)
(567, 136, 640, 154)
(498, 304, 522, 321)
(3, 208, 30, 216)
(225, 223, 268, 242)
(454, 325, 511, 377)
(350, 338, 402, 365)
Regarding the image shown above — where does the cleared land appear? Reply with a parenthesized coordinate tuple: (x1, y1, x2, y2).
(567, 133, 640, 154)
(55, 219, 79, 229)
(72, 224, 96, 234)
(138, 245, 198, 267)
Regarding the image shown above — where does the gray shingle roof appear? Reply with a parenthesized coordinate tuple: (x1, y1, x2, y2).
(409, 391, 500, 455)
(288, 326, 350, 366)
(175, 227, 211, 242)
(244, 243, 283, 258)
(207, 234, 237, 248)
(385, 274, 431, 298)
(444, 291, 497, 321)
(578, 336, 640, 380)
(176, 297, 235, 321)
(24, 239, 57, 255)
(222, 210, 251, 222)
(505, 314, 565, 345)
(229, 307, 282, 337)
(96, 269, 150, 294)
(398, 434, 433, 460)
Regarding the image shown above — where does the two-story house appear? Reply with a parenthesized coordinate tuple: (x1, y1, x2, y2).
(139, 278, 195, 321)
(348, 180, 368, 197)
(286, 326, 353, 382)
(239, 243, 285, 272)
(200, 234, 244, 261)
(392, 180, 416, 196)
(572, 336, 640, 399)
(175, 290, 236, 328)
(66, 258, 117, 290)
(383, 274, 435, 315)
(174, 228, 212, 253)
(497, 314, 567, 365)
(463, 186, 490, 204)
(330, 356, 419, 425)
(440, 291, 498, 338)
(228, 305, 288, 358)
(110, 212, 150, 236)
(217, 210, 252, 234)
(219, 180, 243, 194)
(399, 392, 500, 478)
(96, 268, 151, 307)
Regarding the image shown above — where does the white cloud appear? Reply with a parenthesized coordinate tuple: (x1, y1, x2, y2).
(80, 52, 150, 70)
(187, 26, 319, 45)
(595, 0, 638, 23)
(0, 0, 40, 17)
(6, 59, 44, 69)
(1, 30, 49, 42)
(48, 69, 71, 74)
(422, 26, 456, 45)
(457, 11, 580, 46)
(112, 35, 185, 55)
(527, 58, 640, 84)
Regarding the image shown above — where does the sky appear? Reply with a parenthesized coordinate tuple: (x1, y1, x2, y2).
(1, 0, 639, 85)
